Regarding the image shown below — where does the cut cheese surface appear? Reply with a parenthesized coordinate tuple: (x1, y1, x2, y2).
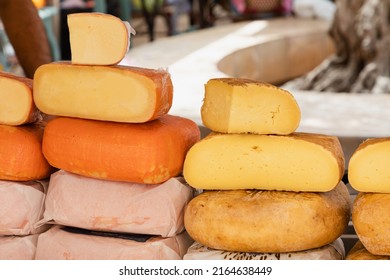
(42, 115, 200, 184)
(201, 78, 301, 134)
(183, 132, 344, 192)
(184, 182, 351, 253)
(0, 72, 40, 125)
(33, 62, 173, 123)
(348, 138, 390, 193)
(68, 12, 134, 65)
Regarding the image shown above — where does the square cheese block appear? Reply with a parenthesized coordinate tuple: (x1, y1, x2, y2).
(41, 170, 194, 237)
(0, 71, 41, 126)
(0, 235, 39, 260)
(35, 226, 194, 260)
(42, 115, 200, 184)
(68, 12, 135, 65)
(348, 138, 390, 193)
(33, 62, 173, 123)
(0, 180, 48, 235)
(183, 132, 344, 192)
(201, 78, 301, 134)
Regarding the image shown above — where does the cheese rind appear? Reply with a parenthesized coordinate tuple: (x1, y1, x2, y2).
(348, 138, 390, 193)
(201, 78, 301, 134)
(33, 62, 173, 123)
(183, 132, 344, 192)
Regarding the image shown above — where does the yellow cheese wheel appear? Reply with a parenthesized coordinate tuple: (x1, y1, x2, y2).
(184, 181, 351, 253)
(346, 240, 390, 260)
(183, 132, 345, 192)
(201, 78, 301, 135)
(348, 138, 390, 193)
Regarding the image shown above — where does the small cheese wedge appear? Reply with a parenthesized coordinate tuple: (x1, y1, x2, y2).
(68, 12, 135, 65)
(33, 62, 173, 123)
(201, 78, 301, 134)
(0, 72, 40, 125)
(348, 138, 390, 193)
(183, 132, 344, 192)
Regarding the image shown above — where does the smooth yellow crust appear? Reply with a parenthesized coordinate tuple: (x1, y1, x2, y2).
(184, 181, 351, 253)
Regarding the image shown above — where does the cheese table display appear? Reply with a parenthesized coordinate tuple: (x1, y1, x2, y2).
(0, 235, 39, 260)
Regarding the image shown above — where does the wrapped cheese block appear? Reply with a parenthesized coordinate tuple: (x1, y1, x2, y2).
(0, 235, 39, 260)
(35, 226, 193, 260)
(41, 170, 193, 237)
(201, 78, 301, 135)
(185, 182, 351, 253)
(42, 115, 200, 183)
(68, 12, 135, 65)
(352, 192, 390, 255)
(0, 180, 48, 235)
(184, 238, 345, 260)
(348, 138, 390, 193)
(346, 240, 390, 260)
(183, 132, 344, 192)
(33, 62, 173, 123)
(0, 123, 54, 181)
(0, 72, 41, 126)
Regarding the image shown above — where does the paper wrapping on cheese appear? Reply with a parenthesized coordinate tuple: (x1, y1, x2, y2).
(184, 238, 345, 260)
(0, 234, 39, 260)
(0, 180, 48, 236)
(346, 240, 390, 260)
(183, 132, 345, 192)
(40, 170, 194, 237)
(35, 226, 193, 260)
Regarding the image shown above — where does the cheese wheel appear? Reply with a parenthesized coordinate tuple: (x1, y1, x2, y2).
(0, 71, 41, 125)
(35, 226, 194, 260)
(348, 138, 390, 193)
(42, 170, 194, 237)
(184, 182, 351, 253)
(0, 124, 54, 181)
(0, 235, 39, 260)
(42, 115, 200, 184)
(68, 12, 134, 65)
(183, 132, 344, 192)
(184, 239, 345, 260)
(201, 78, 301, 134)
(352, 192, 390, 255)
(346, 240, 390, 260)
(33, 62, 173, 123)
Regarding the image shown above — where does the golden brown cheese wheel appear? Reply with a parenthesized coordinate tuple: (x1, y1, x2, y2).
(184, 182, 351, 253)
(346, 240, 390, 260)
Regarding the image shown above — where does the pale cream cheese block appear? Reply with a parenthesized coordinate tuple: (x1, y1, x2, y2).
(40, 170, 193, 237)
(0, 71, 41, 126)
(184, 182, 351, 253)
(0, 180, 48, 236)
(184, 238, 345, 260)
(0, 234, 39, 260)
(346, 240, 390, 260)
(201, 78, 301, 135)
(33, 62, 173, 123)
(352, 192, 390, 256)
(348, 138, 390, 193)
(183, 132, 345, 192)
(35, 226, 194, 260)
(68, 12, 135, 65)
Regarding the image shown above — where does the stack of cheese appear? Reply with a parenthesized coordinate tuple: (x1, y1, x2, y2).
(346, 138, 390, 260)
(32, 13, 200, 260)
(0, 72, 54, 260)
(182, 78, 351, 260)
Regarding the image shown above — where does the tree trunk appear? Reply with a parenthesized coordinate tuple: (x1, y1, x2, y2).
(285, 0, 390, 93)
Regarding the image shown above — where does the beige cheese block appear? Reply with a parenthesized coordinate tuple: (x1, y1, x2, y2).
(35, 226, 194, 260)
(184, 239, 345, 260)
(346, 240, 390, 260)
(184, 182, 351, 253)
(352, 192, 390, 256)
(348, 138, 390, 193)
(0, 235, 39, 260)
(68, 12, 135, 65)
(0, 180, 48, 236)
(183, 132, 345, 192)
(0, 72, 41, 125)
(33, 62, 173, 123)
(41, 170, 194, 237)
(201, 78, 301, 135)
